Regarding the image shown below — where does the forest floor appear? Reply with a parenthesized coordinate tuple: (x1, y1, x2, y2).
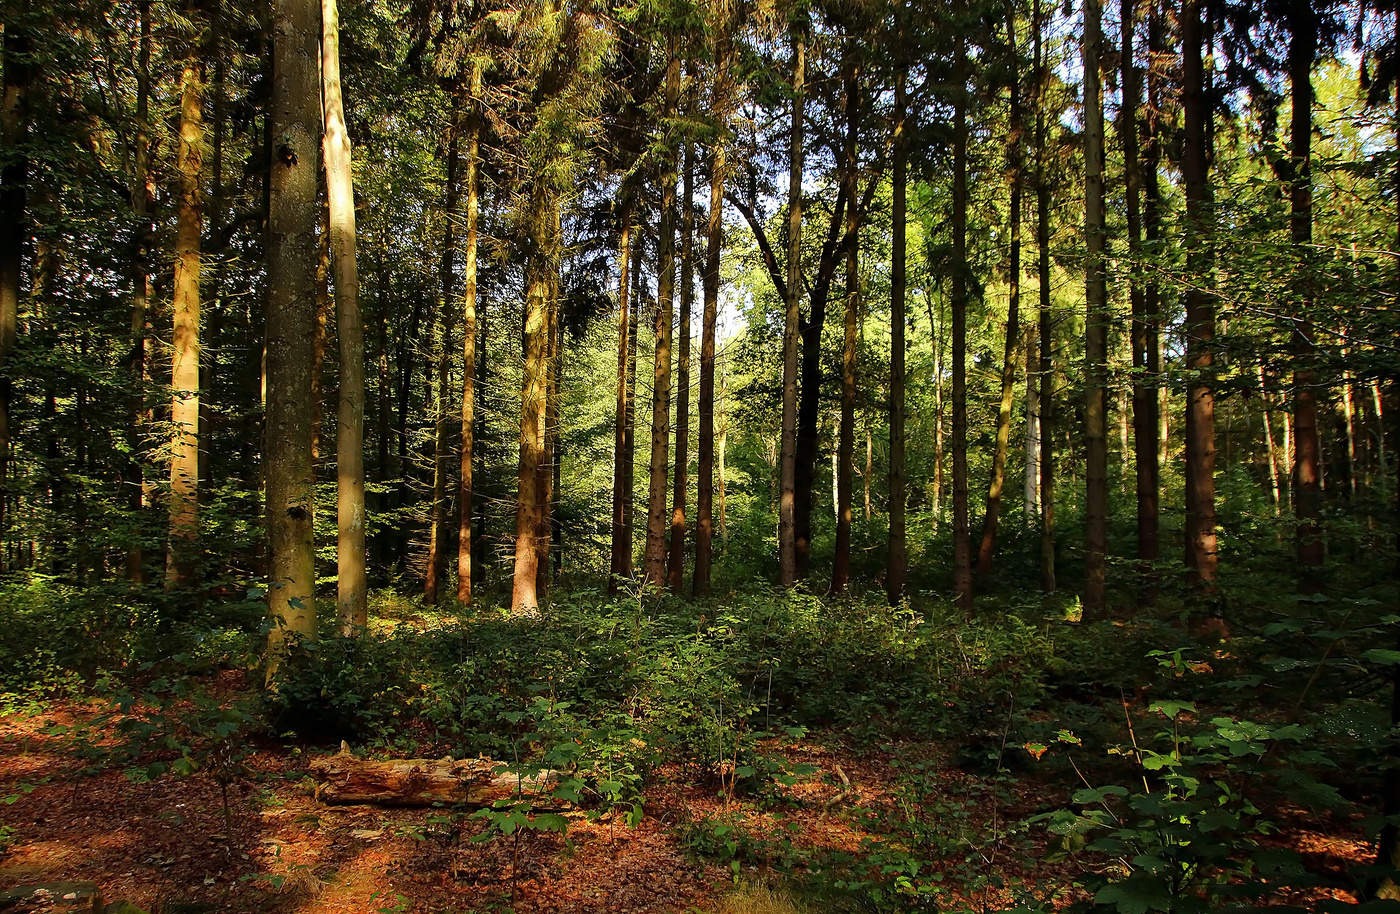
(0, 685, 1373, 914)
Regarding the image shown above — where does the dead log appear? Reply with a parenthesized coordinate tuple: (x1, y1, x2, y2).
(309, 744, 563, 808)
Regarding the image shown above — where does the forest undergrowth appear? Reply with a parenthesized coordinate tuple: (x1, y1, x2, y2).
(0, 525, 1393, 913)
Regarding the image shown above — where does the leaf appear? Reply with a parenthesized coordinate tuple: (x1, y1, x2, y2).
(1150, 700, 1196, 720)
(1094, 874, 1173, 913)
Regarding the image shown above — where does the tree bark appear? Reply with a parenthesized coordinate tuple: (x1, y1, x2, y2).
(832, 54, 859, 596)
(667, 144, 694, 593)
(778, 29, 804, 589)
(1259, 364, 1282, 512)
(1034, 0, 1055, 593)
(1082, 0, 1110, 618)
(166, 15, 204, 591)
(951, 57, 973, 612)
(1182, 0, 1219, 589)
(695, 120, 727, 596)
(310, 749, 560, 808)
(126, 0, 154, 585)
(425, 107, 461, 607)
(643, 51, 681, 588)
(609, 204, 635, 593)
(1288, 0, 1322, 582)
(1123, 0, 1158, 579)
(975, 5, 1023, 580)
(0, 4, 30, 561)
(265, 0, 322, 676)
(888, 67, 908, 603)
(512, 184, 554, 614)
(322, 0, 367, 630)
(456, 67, 481, 606)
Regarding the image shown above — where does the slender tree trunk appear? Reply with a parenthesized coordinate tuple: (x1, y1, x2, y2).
(512, 184, 555, 614)
(1182, 0, 1219, 589)
(1143, 0, 1165, 568)
(456, 66, 481, 606)
(1036, 0, 1055, 592)
(975, 7, 1023, 579)
(0, 4, 30, 560)
(644, 50, 681, 588)
(166, 19, 205, 591)
(425, 106, 461, 606)
(126, 0, 153, 585)
(832, 54, 859, 596)
(1342, 333, 1358, 499)
(718, 362, 729, 550)
(696, 102, 728, 595)
(265, 0, 321, 675)
(931, 294, 945, 530)
(778, 29, 804, 588)
(1259, 365, 1281, 512)
(952, 55, 973, 611)
(1123, 0, 1158, 583)
(864, 424, 872, 522)
(609, 206, 635, 593)
(1082, 0, 1110, 618)
(1023, 322, 1040, 518)
(1290, 0, 1322, 581)
(621, 232, 642, 578)
(537, 264, 559, 598)
(667, 144, 694, 592)
(888, 67, 908, 603)
(322, 0, 367, 630)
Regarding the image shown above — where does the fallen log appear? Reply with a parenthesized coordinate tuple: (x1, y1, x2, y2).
(309, 744, 563, 808)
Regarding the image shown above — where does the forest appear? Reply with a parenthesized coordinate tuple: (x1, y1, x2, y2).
(0, 0, 1398, 908)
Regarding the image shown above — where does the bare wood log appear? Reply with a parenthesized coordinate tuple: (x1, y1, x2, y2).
(309, 746, 562, 807)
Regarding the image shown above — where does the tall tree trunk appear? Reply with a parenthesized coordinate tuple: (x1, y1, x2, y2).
(1289, 0, 1322, 582)
(322, 0, 367, 630)
(1023, 323, 1040, 518)
(456, 66, 481, 606)
(929, 292, 945, 530)
(1123, 0, 1157, 580)
(778, 29, 804, 588)
(644, 49, 680, 588)
(975, 6, 1023, 579)
(1036, 0, 1052, 590)
(951, 57, 973, 611)
(537, 263, 559, 598)
(887, 67, 908, 603)
(609, 204, 635, 593)
(1082, 0, 1110, 618)
(425, 106, 461, 606)
(695, 114, 728, 596)
(166, 17, 205, 591)
(1145, 0, 1166, 531)
(832, 54, 859, 596)
(621, 231, 642, 578)
(668, 144, 694, 592)
(265, 0, 321, 675)
(1182, 0, 1219, 589)
(511, 184, 555, 614)
(1259, 364, 1282, 512)
(126, 0, 153, 585)
(0, 4, 30, 561)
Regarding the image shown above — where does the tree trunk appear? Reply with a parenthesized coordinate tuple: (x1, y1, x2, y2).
(265, 0, 322, 676)
(512, 184, 554, 615)
(621, 231, 642, 578)
(322, 0, 367, 630)
(456, 67, 481, 606)
(1023, 322, 1040, 519)
(609, 205, 635, 593)
(778, 29, 804, 589)
(951, 57, 973, 612)
(695, 125, 727, 596)
(888, 67, 908, 603)
(832, 54, 859, 596)
(0, 5, 30, 561)
(975, 6, 1023, 580)
(537, 264, 559, 598)
(1082, 0, 1110, 618)
(126, 0, 154, 585)
(166, 20, 204, 591)
(667, 144, 694, 593)
(1123, 0, 1158, 584)
(425, 107, 461, 607)
(1182, 0, 1219, 589)
(1036, 93, 1055, 595)
(643, 51, 681, 588)
(1289, 0, 1322, 582)
(310, 749, 560, 808)
(1259, 364, 1282, 512)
